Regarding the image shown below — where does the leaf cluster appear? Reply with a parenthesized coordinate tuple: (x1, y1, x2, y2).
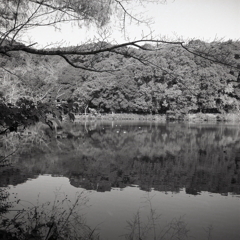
(0, 98, 78, 134)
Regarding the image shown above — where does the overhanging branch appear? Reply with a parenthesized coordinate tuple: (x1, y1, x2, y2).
(0, 39, 184, 56)
(0, 38, 238, 73)
(59, 54, 118, 73)
(180, 43, 239, 70)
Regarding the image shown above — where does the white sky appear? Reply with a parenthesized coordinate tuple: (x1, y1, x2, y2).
(27, 0, 240, 47)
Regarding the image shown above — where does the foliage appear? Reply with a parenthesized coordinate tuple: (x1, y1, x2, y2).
(124, 207, 189, 240)
(0, 97, 78, 134)
(0, 188, 12, 217)
(0, 98, 39, 134)
(57, 40, 240, 114)
(0, 191, 100, 240)
(0, 0, 114, 42)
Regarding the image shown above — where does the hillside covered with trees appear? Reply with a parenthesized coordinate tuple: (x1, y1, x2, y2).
(1, 40, 240, 116)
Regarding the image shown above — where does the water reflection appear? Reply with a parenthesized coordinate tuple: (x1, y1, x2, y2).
(1, 121, 240, 239)
(2, 122, 240, 195)
(4, 175, 240, 240)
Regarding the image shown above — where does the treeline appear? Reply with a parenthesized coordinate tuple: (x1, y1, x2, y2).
(1, 40, 240, 116)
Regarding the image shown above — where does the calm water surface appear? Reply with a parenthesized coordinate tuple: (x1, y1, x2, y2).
(1, 121, 240, 240)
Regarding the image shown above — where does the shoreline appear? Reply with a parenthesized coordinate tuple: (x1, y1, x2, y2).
(69, 113, 240, 123)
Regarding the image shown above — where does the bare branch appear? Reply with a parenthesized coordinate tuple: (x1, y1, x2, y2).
(181, 43, 239, 70)
(1, 66, 24, 81)
(115, 0, 145, 24)
(10, 2, 43, 44)
(12, 0, 21, 32)
(59, 54, 118, 73)
(0, 39, 184, 55)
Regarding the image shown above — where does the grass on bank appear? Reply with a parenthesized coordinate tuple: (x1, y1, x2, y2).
(70, 112, 240, 123)
(0, 190, 100, 240)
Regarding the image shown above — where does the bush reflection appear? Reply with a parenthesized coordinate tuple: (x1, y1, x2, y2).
(1, 122, 240, 195)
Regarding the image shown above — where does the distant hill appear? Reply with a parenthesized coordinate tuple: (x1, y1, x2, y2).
(1, 40, 240, 114)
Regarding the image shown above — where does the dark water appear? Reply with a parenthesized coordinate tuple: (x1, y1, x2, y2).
(1, 121, 240, 240)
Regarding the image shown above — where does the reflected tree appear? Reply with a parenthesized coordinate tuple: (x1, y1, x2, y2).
(2, 122, 239, 195)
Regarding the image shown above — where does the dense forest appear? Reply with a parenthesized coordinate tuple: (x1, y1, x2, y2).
(1, 40, 240, 126)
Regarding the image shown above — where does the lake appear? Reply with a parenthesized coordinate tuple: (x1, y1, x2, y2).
(1, 121, 240, 240)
